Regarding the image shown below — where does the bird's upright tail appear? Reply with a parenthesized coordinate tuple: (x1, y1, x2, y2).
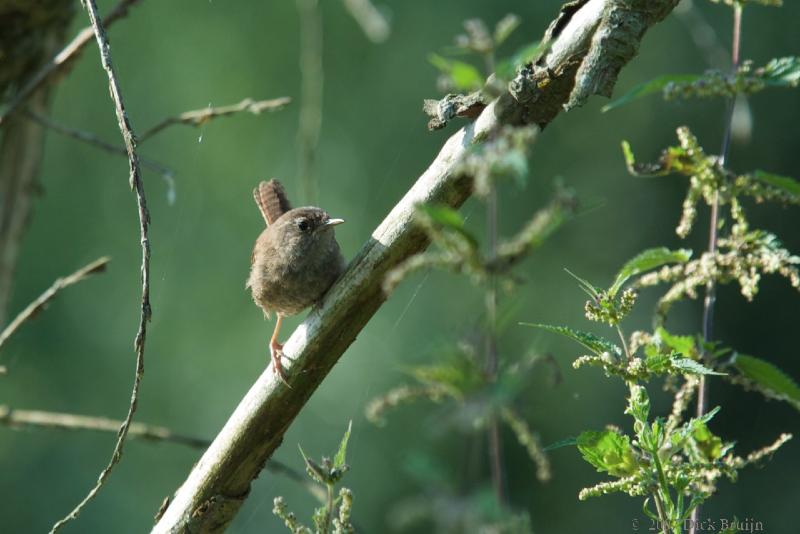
(254, 179, 292, 225)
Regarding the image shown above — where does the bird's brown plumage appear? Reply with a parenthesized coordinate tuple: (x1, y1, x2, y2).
(254, 179, 292, 226)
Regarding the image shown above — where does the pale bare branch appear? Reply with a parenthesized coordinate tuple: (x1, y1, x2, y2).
(0, 257, 110, 352)
(138, 97, 291, 142)
(49, 0, 151, 530)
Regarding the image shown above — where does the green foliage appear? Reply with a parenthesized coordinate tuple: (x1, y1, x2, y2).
(522, 323, 621, 358)
(366, 340, 552, 481)
(623, 127, 800, 239)
(274, 422, 355, 534)
(602, 74, 701, 112)
(577, 430, 637, 477)
(709, 0, 782, 7)
(609, 247, 692, 298)
(429, 54, 484, 92)
(383, 170, 576, 294)
(731, 354, 800, 410)
(606, 57, 799, 110)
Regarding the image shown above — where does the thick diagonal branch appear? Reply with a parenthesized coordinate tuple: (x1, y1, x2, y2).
(152, 1, 678, 532)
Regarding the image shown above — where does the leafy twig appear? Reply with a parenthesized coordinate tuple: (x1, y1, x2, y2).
(50, 0, 151, 530)
(0, 257, 110, 352)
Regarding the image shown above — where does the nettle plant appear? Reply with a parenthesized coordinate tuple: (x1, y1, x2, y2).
(366, 15, 574, 531)
(529, 1, 799, 532)
(273, 422, 355, 534)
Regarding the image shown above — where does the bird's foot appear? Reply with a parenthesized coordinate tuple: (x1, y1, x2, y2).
(269, 341, 291, 387)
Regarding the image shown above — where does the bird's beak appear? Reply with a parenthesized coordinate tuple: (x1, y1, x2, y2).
(325, 218, 345, 227)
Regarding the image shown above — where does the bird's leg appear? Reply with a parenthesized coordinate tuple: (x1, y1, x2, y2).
(269, 315, 289, 384)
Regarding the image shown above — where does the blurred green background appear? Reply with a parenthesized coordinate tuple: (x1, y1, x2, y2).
(2, 0, 798, 532)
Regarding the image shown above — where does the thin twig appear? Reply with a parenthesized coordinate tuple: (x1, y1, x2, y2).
(0, 405, 209, 449)
(0, 405, 326, 501)
(486, 183, 505, 504)
(0, 257, 110, 352)
(692, 4, 743, 534)
(296, 0, 323, 205)
(342, 0, 391, 43)
(50, 0, 151, 531)
(138, 97, 290, 142)
(23, 111, 174, 179)
(0, 0, 143, 127)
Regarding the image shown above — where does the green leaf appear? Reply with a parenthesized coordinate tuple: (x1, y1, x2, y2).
(655, 327, 696, 356)
(416, 203, 478, 248)
(298, 445, 327, 485)
(752, 170, 800, 197)
(494, 14, 520, 46)
(671, 357, 726, 376)
(734, 354, 800, 409)
(609, 247, 692, 297)
(602, 74, 701, 112)
(428, 54, 483, 91)
(761, 56, 800, 88)
(692, 422, 724, 461)
(564, 268, 601, 299)
(417, 203, 464, 229)
(577, 430, 637, 477)
(333, 420, 353, 469)
(521, 323, 621, 357)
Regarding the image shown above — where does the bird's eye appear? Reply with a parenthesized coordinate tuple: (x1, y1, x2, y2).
(297, 219, 310, 232)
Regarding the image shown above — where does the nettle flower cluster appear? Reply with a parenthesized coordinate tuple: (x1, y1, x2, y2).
(527, 121, 800, 530)
(623, 127, 800, 321)
(662, 57, 800, 101)
(528, 248, 794, 528)
(273, 423, 355, 534)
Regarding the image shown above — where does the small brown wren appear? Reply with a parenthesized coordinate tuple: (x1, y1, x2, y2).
(247, 179, 345, 381)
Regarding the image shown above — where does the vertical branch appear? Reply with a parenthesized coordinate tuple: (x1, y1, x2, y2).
(691, 3, 742, 533)
(0, 5, 73, 325)
(485, 184, 505, 505)
(296, 0, 323, 205)
(49, 0, 151, 531)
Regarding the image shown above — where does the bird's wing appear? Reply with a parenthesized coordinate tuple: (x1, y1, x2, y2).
(253, 179, 292, 226)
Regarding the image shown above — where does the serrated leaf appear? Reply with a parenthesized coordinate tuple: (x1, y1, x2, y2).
(761, 56, 800, 87)
(655, 327, 696, 356)
(671, 357, 726, 376)
(734, 354, 800, 409)
(298, 444, 327, 484)
(494, 14, 520, 46)
(564, 268, 601, 299)
(333, 420, 353, 469)
(752, 170, 800, 197)
(602, 74, 701, 113)
(521, 323, 621, 357)
(609, 247, 692, 297)
(577, 430, 637, 477)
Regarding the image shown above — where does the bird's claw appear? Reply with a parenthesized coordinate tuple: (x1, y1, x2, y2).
(270, 343, 291, 387)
